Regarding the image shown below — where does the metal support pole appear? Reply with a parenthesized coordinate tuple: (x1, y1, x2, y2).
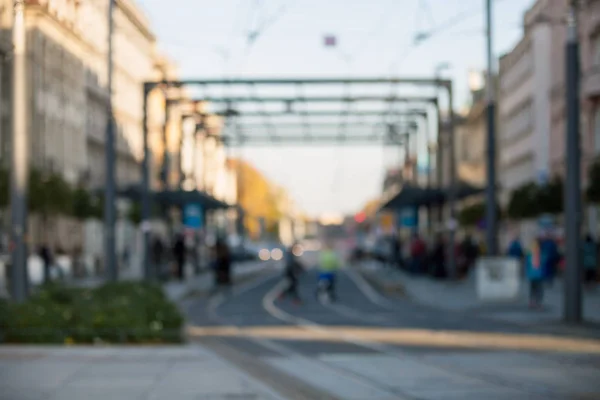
(104, 0, 117, 281)
(161, 99, 170, 190)
(564, 1, 582, 324)
(435, 100, 444, 227)
(424, 116, 433, 234)
(142, 83, 152, 280)
(485, 0, 498, 256)
(9, 0, 28, 302)
(447, 82, 457, 279)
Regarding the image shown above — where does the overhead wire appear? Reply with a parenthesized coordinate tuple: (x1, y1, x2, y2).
(387, 0, 515, 74)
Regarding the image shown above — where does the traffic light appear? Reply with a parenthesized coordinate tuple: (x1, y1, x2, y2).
(354, 212, 366, 223)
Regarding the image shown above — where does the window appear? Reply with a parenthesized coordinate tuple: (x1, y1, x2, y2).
(593, 34, 600, 67)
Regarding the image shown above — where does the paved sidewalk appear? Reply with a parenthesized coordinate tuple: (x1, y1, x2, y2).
(0, 345, 286, 400)
(357, 261, 600, 327)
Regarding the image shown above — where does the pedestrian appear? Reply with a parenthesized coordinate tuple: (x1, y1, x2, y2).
(151, 234, 164, 274)
(583, 234, 598, 286)
(316, 240, 341, 301)
(38, 244, 53, 284)
(213, 237, 232, 291)
(280, 242, 304, 303)
(409, 232, 426, 274)
(507, 234, 525, 260)
(173, 233, 186, 281)
(430, 233, 446, 278)
(525, 229, 559, 309)
(460, 234, 478, 277)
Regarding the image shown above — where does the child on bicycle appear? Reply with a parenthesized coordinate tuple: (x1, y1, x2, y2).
(317, 241, 341, 301)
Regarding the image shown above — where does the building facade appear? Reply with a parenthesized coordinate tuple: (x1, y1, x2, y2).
(498, 0, 562, 205)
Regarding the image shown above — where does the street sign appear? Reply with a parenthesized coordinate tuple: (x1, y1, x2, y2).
(183, 203, 203, 229)
(475, 257, 520, 302)
(398, 208, 418, 228)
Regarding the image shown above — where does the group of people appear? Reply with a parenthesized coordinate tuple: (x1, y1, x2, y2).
(383, 232, 481, 279)
(279, 241, 341, 304)
(151, 232, 233, 287)
(507, 230, 598, 308)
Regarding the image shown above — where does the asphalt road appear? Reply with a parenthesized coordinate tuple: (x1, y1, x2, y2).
(182, 264, 600, 400)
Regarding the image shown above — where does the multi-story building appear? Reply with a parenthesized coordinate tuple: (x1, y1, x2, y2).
(79, 0, 162, 189)
(498, 0, 562, 206)
(456, 73, 488, 192)
(549, 0, 600, 234)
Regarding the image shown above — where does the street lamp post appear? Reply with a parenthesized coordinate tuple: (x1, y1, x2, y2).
(564, 0, 582, 324)
(141, 83, 152, 280)
(104, 0, 117, 282)
(485, 0, 499, 256)
(446, 81, 457, 280)
(10, 0, 28, 302)
(434, 64, 450, 228)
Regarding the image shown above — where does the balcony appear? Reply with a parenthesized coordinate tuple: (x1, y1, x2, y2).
(583, 65, 600, 99)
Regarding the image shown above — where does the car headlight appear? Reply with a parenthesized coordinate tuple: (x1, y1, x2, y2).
(271, 248, 283, 261)
(259, 249, 271, 261)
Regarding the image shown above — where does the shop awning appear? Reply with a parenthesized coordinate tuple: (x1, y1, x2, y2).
(380, 184, 444, 210)
(154, 189, 232, 210)
(380, 181, 486, 211)
(95, 185, 235, 211)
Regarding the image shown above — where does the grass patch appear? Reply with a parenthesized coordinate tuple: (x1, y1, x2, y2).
(0, 282, 184, 344)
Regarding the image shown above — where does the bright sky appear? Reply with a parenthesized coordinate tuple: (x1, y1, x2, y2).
(138, 0, 535, 217)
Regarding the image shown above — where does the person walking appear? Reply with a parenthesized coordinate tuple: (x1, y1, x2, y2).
(38, 244, 53, 284)
(280, 242, 304, 303)
(213, 237, 232, 292)
(525, 229, 559, 309)
(173, 233, 186, 281)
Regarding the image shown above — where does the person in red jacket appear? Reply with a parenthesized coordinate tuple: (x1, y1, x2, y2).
(409, 233, 427, 274)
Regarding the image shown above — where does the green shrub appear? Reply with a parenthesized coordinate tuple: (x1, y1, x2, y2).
(0, 282, 184, 344)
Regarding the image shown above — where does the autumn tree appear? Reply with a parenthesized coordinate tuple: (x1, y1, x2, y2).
(227, 158, 283, 239)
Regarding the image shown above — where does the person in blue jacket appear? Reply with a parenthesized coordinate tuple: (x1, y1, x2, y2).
(525, 229, 559, 308)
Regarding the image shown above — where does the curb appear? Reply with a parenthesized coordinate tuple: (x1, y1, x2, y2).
(174, 262, 277, 302)
(356, 268, 406, 297)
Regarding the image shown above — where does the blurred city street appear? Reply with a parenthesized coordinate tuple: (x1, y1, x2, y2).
(2, 0, 600, 399)
(179, 265, 600, 400)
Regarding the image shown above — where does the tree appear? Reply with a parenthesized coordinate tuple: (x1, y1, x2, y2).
(458, 201, 503, 227)
(127, 201, 142, 225)
(507, 182, 539, 220)
(587, 160, 600, 204)
(537, 176, 563, 215)
(227, 158, 283, 238)
(458, 202, 486, 227)
(71, 187, 94, 221)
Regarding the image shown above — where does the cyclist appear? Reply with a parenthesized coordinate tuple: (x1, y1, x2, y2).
(316, 241, 341, 301)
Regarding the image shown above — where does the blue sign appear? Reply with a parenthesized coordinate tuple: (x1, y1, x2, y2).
(398, 208, 418, 229)
(183, 204, 203, 229)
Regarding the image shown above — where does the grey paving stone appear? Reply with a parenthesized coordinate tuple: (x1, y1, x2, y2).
(47, 386, 146, 400)
(267, 356, 402, 399)
(0, 361, 83, 390)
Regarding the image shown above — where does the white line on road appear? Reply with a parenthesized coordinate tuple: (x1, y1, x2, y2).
(261, 272, 543, 397)
(345, 267, 397, 310)
(205, 272, 405, 399)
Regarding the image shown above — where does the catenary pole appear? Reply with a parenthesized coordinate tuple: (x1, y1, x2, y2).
(564, 0, 582, 324)
(9, 0, 28, 302)
(485, 0, 498, 256)
(104, 0, 117, 281)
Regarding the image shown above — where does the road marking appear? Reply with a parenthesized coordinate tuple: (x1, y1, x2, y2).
(345, 267, 396, 310)
(205, 272, 406, 399)
(261, 274, 565, 398)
